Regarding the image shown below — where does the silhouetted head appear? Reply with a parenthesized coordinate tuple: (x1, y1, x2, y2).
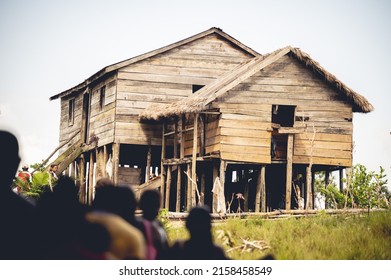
(93, 185, 137, 221)
(139, 189, 161, 221)
(186, 206, 212, 236)
(95, 177, 114, 189)
(0, 130, 21, 190)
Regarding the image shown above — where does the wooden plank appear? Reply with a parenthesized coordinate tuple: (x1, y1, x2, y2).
(294, 147, 351, 159)
(221, 144, 270, 156)
(220, 127, 270, 138)
(294, 140, 352, 151)
(117, 71, 215, 86)
(221, 152, 270, 164)
(293, 155, 352, 167)
(219, 119, 270, 130)
(205, 143, 221, 155)
(220, 135, 269, 147)
(294, 133, 352, 143)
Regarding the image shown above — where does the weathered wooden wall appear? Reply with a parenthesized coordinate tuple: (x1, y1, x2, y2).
(207, 54, 353, 166)
(58, 93, 83, 154)
(88, 75, 117, 146)
(115, 34, 253, 146)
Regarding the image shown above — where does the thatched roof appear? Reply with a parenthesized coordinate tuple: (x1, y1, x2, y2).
(49, 27, 259, 101)
(139, 46, 373, 120)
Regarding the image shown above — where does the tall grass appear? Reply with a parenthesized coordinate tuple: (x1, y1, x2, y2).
(165, 210, 391, 260)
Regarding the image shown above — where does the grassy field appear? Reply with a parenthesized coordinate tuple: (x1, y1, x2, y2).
(165, 210, 391, 260)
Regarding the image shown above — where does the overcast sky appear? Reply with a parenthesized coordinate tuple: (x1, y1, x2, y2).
(0, 0, 390, 180)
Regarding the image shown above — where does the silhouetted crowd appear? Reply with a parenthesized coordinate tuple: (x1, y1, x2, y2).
(0, 130, 228, 260)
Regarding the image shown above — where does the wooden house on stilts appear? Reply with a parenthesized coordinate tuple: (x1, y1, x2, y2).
(49, 27, 259, 204)
(50, 28, 373, 212)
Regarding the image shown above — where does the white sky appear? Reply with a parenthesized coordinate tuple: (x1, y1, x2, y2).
(0, 0, 390, 180)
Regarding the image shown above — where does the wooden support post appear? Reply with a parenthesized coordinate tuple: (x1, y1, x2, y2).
(199, 114, 205, 156)
(165, 166, 172, 210)
(219, 160, 226, 210)
(176, 165, 182, 212)
(191, 114, 199, 207)
(325, 170, 330, 187)
(88, 152, 94, 205)
(255, 165, 266, 212)
(285, 134, 294, 210)
(161, 122, 167, 208)
(146, 145, 152, 182)
(96, 147, 105, 182)
(306, 165, 313, 209)
(244, 178, 249, 212)
(174, 120, 178, 158)
(339, 168, 344, 192)
(113, 142, 120, 185)
(78, 155, 86, 204)
(186, 163, 191, 211)
(260, 165, 266, 212)
(103, 145, 107, 178)
(200, 167, 205, 206)
(346, 167, 352, 190)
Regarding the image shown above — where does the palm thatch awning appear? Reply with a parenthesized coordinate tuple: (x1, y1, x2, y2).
(139, 46, 373, 121)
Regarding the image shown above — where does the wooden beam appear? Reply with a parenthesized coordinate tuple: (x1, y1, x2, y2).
(165, 166, 172, 210)
(285, 134, 294, 210)
(191, 114, 199, 207)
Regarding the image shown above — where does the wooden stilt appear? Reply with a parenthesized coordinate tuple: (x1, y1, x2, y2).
(113, 142, 120, 185)
(339, 168, 344, 192)
(191, 114, 198, 207)
(161, 122, 167, 207)
(219, 160, 226, 211)
(306, 165, 313, 209)
(88, 152, 94, 204)
(260, 165, 266, 212)
(146, 145, 152, 183)
(165, 166, 172, 210)
(78, 155, 86, 204)
(285, 134, 294, 210)
(176, 165, 182, 212)
(186, 163, 191, 211)
(103, 145, 107, 178)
